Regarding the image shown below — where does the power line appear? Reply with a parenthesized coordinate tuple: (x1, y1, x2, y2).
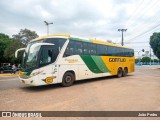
(125, 0, 159, 28)
(126, 23, 160, 42)
(125, 23, 160, 43)
(126, 25, 160, 44)
(124, 41, 149, 44)
(123, 0, 160, 42)
(115, 1, 160, 44)
(126, 11, 160, 40)
(118, 41, 149, 44)
(115, 0, 160, 41)
(125, 0, 145, 26)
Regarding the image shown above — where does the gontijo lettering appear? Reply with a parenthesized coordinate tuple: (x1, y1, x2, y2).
(109, 58, 126, 62)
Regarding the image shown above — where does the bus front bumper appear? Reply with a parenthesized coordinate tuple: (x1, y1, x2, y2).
(19, 77, 45, 86)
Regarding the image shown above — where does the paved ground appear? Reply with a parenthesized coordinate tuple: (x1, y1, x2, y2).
(0, 66, 160, 119)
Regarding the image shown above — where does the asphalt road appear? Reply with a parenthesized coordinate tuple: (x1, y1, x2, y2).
(0, 66, 160, 119)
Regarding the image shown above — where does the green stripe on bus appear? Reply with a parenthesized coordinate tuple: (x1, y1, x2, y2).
(80, 55, 102, 73)
(25, 71, 32, 76)
(91, 56, 110, 73)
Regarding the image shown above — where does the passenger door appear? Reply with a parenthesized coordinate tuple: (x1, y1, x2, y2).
(38, 46, 55, 84)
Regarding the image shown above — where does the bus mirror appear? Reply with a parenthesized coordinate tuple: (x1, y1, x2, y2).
(15, 48, 26, 58)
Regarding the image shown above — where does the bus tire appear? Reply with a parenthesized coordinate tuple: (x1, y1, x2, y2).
(123, 67, 128, 77)
(117, 68, 122, 78)
(62, 72, 75, 87)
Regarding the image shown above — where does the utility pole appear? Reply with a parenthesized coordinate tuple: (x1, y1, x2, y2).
(150, 47, 152, 65)
(138, 51, 141, 65)
(44, 21, 53, 35)
(118, 29, 127, 46)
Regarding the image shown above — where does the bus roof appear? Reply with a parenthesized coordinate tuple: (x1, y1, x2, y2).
(32, 34, 133, 49)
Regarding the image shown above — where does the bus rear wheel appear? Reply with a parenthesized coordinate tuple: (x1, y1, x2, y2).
(117, 68, 122, 78)
(123, 67, 128, 77)
(62, 72, 75, 87)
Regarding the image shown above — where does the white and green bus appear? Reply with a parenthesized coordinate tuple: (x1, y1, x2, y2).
(15, 34, 134, 86)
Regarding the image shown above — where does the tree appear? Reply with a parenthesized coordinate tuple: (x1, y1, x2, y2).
(0, 29, 39, 66)
(141, 57, 151, 65)
(0, 33, 12, 66)
(12, 28, 39, 45)
(150, 32, 160, 59)
(153, 59, 158, 63)
(4, 39, 25, 64)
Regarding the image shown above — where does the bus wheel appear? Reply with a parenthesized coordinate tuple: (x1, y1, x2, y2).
(62, 72, 75, 87)
(117, 68, 122, 78)
(123, 67, 128, 77)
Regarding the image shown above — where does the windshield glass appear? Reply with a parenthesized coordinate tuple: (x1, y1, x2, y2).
(21, 38, 67, 72)
(25, 45, 40, 70)
(22, 40, 43, 71)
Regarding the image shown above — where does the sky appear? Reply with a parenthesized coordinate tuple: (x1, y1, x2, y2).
(0, 0, 160, 58)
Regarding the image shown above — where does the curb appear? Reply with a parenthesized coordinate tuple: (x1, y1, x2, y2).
(0, 74, 19, 77)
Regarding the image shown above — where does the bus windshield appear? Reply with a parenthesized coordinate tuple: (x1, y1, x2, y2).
(22, 40, 44, 71)
(21, 38, 67, 72)
(25, 45, 40, 70)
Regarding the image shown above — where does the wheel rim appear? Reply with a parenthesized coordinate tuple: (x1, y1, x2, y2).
(124, 68, 128, 75)
(126, 69, 128, 74)
(118, 69, 122, 77)
(65, 76, 72, 83)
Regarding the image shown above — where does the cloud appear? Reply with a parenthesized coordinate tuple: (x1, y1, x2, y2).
(0, 0, 160, 55)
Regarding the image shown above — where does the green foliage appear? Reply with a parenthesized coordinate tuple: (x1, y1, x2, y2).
(12, 28, 39, 45)
(135, 58, 140, 63)
(4, 39, 25, 64)
(153, 59, 159, 62)
(0, 33, 12, 64)
(150, 32, 160, 59)
(150, 59, 159, 63)
(141, 57, 151, 64)
(0, 28, 39, 65)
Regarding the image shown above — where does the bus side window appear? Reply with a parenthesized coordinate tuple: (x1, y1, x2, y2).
(64, 43, 71, 57)
(129, 49, 134, 57)
(127, 49, 130, 57)
(64, 47, 70, 57)
(115, 47, 118, 56)
(105, 46, 108, 55)
(131, 50, 134, 57)
(39, 48, 53, 67)
(64, 41, 76, 57)
(46, 38, 66, 51)
(97, 45, 106, 56)
(119, 48, 123, 56)
(124, 48, 127, 57)
(108, 46, 113, 56)
(121, 48, 125, 57)
(75, 41, 83, 55)
(58, 39, 67, 50)
(89, 43, 97, 55)
(83, 42, 89, 55)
